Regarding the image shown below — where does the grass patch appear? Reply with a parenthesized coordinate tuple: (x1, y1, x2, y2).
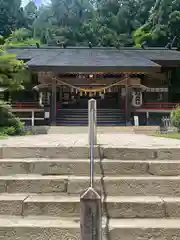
(0, 135, 8, 139)
(153, 132, 180, 139)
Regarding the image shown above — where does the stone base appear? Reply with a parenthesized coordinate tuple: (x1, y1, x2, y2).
(1, 146, 180, 160)
(0, 217, 180, 240)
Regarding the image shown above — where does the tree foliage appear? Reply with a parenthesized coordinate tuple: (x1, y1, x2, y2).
(1, 0, 180, 47)
(0, 0, 26, 37)
(171, 107, 180, 130)
(133, 0, 180, 47)
(0, 49, 29, 90)
(0, 101, 24, 136)
(0, 46, 28, 136)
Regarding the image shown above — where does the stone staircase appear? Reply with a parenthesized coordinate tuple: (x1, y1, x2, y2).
(0, 146, 180, 239)
(56, 108, 126, 126)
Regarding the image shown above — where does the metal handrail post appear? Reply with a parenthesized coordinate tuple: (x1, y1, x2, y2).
(88, 98, 97, 145)
(80, 98, 101, 240)
(88, 98, 97, 187)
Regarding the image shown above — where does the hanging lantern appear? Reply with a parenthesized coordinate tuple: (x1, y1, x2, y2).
(108, 88, 111, 93)
(80, 91, 83, 97)
(132, 91, 143, 107)
(39, 92, 44, 107)
(71, 88, 74, 93)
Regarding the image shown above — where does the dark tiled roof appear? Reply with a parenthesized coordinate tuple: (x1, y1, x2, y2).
(128, 49, 180, 61)
(7, 47, 180, 72)
(7, 48, 51, 60)
(24, 48, 160, 72)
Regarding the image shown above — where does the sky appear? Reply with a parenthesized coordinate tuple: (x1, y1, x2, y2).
(21, 0, 30, 6)
(21, 0, 49, 7)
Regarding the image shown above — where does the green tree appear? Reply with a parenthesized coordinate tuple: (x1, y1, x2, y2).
(24, 0, 38, 28)
(4, 28, 39, 47)
(5, 28, 31, 43)
(0, 49, 29, 136)
(2, 0, 180, 48)
(50, 0, 95, 44)
(0, 0, 26, 37)
(134, 0, 180, 46)
(136, 0, 156, 24)
(171, 107, 180, 130)
(0, 49, 29, 90)
(169, 10, 180, 47)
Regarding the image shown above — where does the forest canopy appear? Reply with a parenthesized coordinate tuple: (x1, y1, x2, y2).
(0, 0, 180, 48)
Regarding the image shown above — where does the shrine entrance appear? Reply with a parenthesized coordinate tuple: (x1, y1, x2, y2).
(53, 76, 133, 111)
(60, 89, 122, 109)
(36, 72, 148, 125)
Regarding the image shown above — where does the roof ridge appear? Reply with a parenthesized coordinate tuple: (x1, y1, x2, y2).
(7, 46, 177, 51)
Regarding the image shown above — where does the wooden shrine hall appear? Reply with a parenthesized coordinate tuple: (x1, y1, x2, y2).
(4, 46, 180, 126)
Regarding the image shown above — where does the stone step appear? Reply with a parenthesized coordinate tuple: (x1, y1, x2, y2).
(56, 117, 125, 121)
(57, 114, 124, 117)
(47, 126, 158, 134)
(57, 108, 124, 112)
(1, 216, 180, 240)
(56, 120, 125, 124)
(1, 159, 180, 176)
(67, 175, 180, 196)
(56, 112, 124, 116)
(1, 175, 180, 196)
(0, 146, 98, 159)
(1, 146, 180, 159)
(56, 115, 125, 119)
(2, 194, 178, 218)
(24, 195, 164, 218)
(0, 159, 148, 176)
(56, 122, 126, 126)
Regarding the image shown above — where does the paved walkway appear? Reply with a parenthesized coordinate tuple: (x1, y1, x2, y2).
(0, 132, 180, 148)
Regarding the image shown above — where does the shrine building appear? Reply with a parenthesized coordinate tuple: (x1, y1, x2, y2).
(2, 46, 180, 126)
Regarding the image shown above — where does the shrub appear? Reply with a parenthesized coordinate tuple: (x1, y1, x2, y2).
(0, 101, 24, 136)
(0, 126, 16, 136)
(171, 107, 180, 130)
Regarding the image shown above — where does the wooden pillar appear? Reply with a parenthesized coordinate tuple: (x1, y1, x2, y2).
(125, 84, 133, 125)
(51, 80, 57, 125)
(146, 111, 149, 125)
(125, 84, 129, 124)
(117, 86, 120, 106)
(31, 111, 35, 127)
(59, 86, 62, 102)
(167, 69, 172, 102)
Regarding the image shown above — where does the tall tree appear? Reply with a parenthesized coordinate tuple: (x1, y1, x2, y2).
(50, 0, 95, 44)
(0, 0, 25, 37)
(2, 0, 180, 48)
(134, 0, 180, 46)
(24, 0, 38, 28)
(0, 49, 28, 90)
(136, 0, 156, 24)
